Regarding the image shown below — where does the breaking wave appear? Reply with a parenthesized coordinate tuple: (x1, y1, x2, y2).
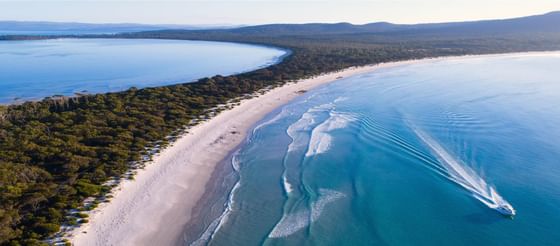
(268, 189, 344, 238)
(286, 105, 324, 153)
(281, 99, 354, 195)
(252, 105, 294, 135)
(282, 175, 294, 194)
(306, 111, 356, 157)
(282, 102, 332, 195)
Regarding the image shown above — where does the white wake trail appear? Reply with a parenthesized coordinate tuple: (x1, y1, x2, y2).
(409, 123, 513, 212)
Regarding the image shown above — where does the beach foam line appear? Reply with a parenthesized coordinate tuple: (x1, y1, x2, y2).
(268, 189, 344, 238)
(282, 104, 325, 196)
(252, 105, 292, 135)
(281, 98, 354, 195)
(189, 154, 242, 246)
(286, 104, 324, 154)
(282, 175, 295, 195)
(306, 110, 356, 157)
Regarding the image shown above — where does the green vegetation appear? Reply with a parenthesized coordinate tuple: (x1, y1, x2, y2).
(1, 15, 560, 245)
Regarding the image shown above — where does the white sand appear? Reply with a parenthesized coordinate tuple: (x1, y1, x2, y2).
(68, 63, 397, 246)
(69, 51, 560, 246)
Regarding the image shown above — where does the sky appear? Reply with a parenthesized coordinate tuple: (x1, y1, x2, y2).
(1, 0, 559, 25)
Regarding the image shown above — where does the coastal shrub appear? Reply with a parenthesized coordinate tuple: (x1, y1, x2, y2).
(34, 223, 60, 235)
(87, 203, 98, 210)
(75, 181, 102, 197)
(66, 217, 77, 226)
(76, 213, 88, 219)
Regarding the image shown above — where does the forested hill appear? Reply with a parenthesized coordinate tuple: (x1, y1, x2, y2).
(138, 11, 560, 37)
(2, 12, 560, 245)
(3, 11, 560, 41)
(390, 11, 560, 37)
(118, 11, 560, 51)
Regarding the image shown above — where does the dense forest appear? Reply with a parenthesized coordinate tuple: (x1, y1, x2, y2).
(1, 12, 560, 245)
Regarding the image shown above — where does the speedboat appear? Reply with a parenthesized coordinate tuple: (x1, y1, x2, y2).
(496, 203, 516, 216)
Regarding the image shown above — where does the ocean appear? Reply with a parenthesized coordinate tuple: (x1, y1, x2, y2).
(186, 53, 560, 245)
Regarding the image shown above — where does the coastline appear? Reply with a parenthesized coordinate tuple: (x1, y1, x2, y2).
(67, 51, 560, 245)
(68, 61, 394, 246)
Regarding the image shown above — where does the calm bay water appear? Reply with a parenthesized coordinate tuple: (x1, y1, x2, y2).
(189, 53, 560, 245)
(0, 39, 286, 103)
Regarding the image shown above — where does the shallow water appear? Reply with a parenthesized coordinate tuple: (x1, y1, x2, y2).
(188, 53, 560, 245)
(0, 39, 285, 103)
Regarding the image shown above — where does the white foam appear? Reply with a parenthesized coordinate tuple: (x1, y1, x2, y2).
(286, 103, 333, 153)
(268, 209, 310, 238)
(305, 112, 356, 157)
(268, 189, 344, 238)
(282, 175, 294, 194)
(409, 123, 512, 211)
(282, 103, 332, 195)
(231, 150, 241, 172)
(334, 96, 349, 103)
(311, 189, 345, 221)
(285, 97, 352, 155)
(190, 155, 242, 246)
(252, 106, 292, 135)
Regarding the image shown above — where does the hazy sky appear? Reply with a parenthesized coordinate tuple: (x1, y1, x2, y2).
(1, 0, 560, 25)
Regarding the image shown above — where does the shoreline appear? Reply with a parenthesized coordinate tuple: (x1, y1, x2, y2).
(67, 51, 560, 245)
(67, 60, 390, 246)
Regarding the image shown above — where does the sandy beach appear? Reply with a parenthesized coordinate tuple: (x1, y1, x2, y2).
(67, 62, 397, 246)
(68, 51, 559, 246)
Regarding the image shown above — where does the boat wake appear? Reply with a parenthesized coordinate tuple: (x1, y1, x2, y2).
(408, 122, 515, 216)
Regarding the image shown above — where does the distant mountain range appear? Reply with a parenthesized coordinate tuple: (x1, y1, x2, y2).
(0, 21, 240, 35)
(171, 11, 560, 37)
(2, 11, 559, 37)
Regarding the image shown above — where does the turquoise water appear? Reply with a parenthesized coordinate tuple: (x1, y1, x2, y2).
(0, 39, 285, 103)
(189, 53, 560, 245)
